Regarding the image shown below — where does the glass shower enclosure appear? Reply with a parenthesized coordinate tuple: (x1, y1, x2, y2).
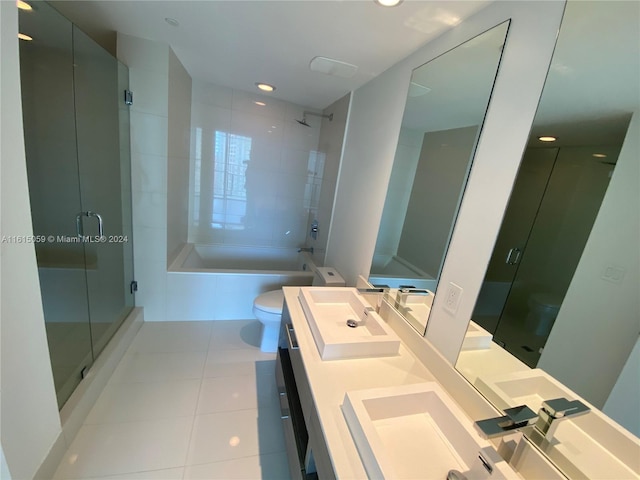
(19, 1, 135, 408)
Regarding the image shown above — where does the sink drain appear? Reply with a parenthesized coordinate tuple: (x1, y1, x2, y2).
(346, 318, 358, 328)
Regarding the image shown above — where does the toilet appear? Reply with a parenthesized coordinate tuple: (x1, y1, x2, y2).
(526, 293, 562, 337)
(252, 267, 345, 352)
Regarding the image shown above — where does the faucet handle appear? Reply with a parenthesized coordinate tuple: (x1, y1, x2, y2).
(502, 405, 538, 427)
(534, 397, 590, 440)
(540, 397, 590, 419)
(474, 404, 537, 439)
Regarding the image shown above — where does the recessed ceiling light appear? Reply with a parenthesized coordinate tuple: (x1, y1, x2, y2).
(164, 17, 179, 27)
(254, 101, 266, 106)
(18, 33, 33, 41)
(538, 136, 557, 142)
(592, 153, 607, 158)
(255, 82, 275, 92)
(375, 0, 403, 6)
(17, 1, 32, 11)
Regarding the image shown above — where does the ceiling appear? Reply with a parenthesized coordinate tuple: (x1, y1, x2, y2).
(50, 0, 489, 110)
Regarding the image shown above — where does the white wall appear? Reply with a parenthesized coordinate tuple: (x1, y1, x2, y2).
(167, 49, 192, 263)
(118, 34, 193, 321)
(604, 336, 640, 436)
(539, 112, 640, 408)
(0, 3, 62, 478)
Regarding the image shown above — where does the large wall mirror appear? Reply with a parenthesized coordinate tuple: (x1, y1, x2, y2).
(455, 1, 639, 477)
(369, 21, 510, 332)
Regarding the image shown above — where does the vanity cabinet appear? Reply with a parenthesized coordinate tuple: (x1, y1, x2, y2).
(276, 300, 335, 480)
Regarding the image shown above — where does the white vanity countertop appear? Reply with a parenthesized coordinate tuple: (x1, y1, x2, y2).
(456, 341, 531, 386)
(283, 287, 439, 479)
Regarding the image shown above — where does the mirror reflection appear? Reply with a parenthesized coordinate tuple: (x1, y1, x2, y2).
(369, 21, 509, 332)
(456, 1, 639, 477)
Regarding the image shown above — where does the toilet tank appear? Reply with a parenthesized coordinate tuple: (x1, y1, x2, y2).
(313, 267, 345, 287)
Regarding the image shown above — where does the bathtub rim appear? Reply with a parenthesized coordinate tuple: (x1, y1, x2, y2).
(168, 242, 319, 277)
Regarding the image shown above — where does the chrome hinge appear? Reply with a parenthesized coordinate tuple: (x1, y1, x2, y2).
(124, 89, 133, 106)
(130, 280, 138, 294)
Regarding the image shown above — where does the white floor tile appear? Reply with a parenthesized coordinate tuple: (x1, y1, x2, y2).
(85, 379, 201, 424)
(111, 351, 207, 383)
(54, 418, 192, 479)
(209, 320, 262, 350)
(54, 319, 292, 480)
(186, 408, 286, 465)
(183, 452, 290, 480)
(71, 467, 185, 480)
(196, 374, 277, 415)
(129, 321, 213, 353)
(204, 348, 276, 378)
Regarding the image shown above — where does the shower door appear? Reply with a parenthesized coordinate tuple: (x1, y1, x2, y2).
(73, 26, 135, 357)
(19, 1, 134, 408)
(472, 145, 618, 367)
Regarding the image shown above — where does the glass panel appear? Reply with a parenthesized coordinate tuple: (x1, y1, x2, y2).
(72, 26, 133, 357)
(19, 2, 93, 408)
(118, 61, 135, 314)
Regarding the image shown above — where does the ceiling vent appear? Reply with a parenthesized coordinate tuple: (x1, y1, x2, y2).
(309, 56, 358, 78)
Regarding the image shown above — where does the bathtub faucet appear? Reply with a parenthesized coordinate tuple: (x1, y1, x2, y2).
(297, 247, 314, 254)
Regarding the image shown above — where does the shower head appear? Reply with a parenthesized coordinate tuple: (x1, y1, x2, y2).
(295, 111, 333, 127)
(296, 117, 311, 127)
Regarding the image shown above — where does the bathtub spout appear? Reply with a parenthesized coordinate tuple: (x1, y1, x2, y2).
(297, 247, 314, 254)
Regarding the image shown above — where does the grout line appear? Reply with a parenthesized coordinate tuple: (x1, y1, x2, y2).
(181, 321, 216, 477)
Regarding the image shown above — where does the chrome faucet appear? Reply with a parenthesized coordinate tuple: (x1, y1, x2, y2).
(534, 398, 590, 440)
(474, 398, 590, 441)
(395, 287, 430, 303)
(356, 288, 386, 313)
(297, 247, 314, 254)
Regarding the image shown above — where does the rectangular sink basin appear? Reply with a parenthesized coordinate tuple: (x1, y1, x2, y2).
(461, 321, 493, 351)
(342, 382, 519, 479)
(298, 287, 400, 360)
(475, 369, 640, 479)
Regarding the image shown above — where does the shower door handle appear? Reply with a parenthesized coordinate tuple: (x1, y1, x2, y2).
(506, 247, 522, 265)
(76, 211, 104, 238)
(88, 212, 104, 237)
(76, 213, 84, 237)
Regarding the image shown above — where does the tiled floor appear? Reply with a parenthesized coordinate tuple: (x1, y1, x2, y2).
(53, 320, 290, 480)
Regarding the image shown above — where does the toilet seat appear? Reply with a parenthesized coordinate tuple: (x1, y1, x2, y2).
(253, 289, 284, 315)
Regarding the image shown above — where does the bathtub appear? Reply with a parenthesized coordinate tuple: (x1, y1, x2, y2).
(166, 244, 318, 320)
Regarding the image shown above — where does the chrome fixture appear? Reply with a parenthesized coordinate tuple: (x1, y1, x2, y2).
(447, 470, 468, 480)
(357, 288, 386, 294)
(357, 288, 386, 313)
(534, 398, 590, 440)
(310, 219, 319, 240)
(475, 405, 538, 439)
(395, 288, 430, 308)
(296, 111, 333, 127)
(474, 398, 590, 440)
(505, 247, 522, 265)
(297, 247, 314, 254)
(76, 211, 104, 238)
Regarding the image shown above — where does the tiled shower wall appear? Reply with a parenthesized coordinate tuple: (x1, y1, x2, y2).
(188, 80, 322, 250)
